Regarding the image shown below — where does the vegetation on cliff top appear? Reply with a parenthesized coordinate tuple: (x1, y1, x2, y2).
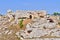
(53, 12, 60, 15)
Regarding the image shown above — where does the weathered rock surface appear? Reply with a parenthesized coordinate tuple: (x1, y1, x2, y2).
(0, 10, 60, 40)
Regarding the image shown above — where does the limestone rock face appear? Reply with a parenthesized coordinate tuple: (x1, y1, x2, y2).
(38, 10, 47, 16)
(19, 18, 57, 39)
(0, 10, 60, 40)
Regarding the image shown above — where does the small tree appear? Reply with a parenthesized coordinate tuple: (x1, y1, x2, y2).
(47, 14, 50, 15)
(53, 12, 60, 15)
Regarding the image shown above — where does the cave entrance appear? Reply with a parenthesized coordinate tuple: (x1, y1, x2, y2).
(29, 15, 32, 19)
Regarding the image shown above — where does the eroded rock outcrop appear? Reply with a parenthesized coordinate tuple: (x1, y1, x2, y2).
(0, 10, 60, 40)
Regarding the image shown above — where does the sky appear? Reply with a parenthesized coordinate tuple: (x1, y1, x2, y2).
(0, 0, 60, 15)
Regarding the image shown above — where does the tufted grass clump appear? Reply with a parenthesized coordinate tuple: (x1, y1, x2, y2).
(19, 19, 23, 28)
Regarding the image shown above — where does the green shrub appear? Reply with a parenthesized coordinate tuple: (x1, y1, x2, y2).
(19, 19, 23, 28)
(53, 12, 60, 15)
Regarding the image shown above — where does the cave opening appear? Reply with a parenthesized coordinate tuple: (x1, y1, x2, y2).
(29, 15, 32, 19)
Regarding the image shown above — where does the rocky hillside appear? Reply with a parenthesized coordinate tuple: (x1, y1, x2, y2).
(0, 10, 60, 40)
